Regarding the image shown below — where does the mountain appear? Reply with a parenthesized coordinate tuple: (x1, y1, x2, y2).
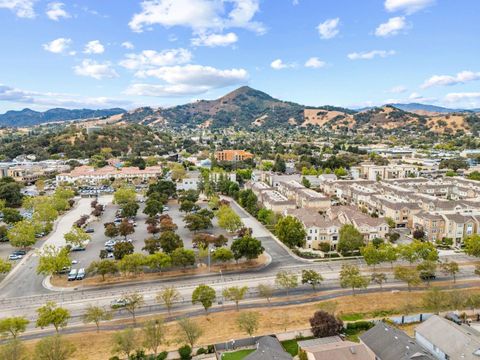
(120, 86, 306, 128)
(0, 107, 126, 127)
(388, 103, 473, 114)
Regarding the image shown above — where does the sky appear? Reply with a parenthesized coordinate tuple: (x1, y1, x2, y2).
(0, 0, 479, 113)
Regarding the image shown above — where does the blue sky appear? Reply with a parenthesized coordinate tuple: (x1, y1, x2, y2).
(0, 0, 479, 113)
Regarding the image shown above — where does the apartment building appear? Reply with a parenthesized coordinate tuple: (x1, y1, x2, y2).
(56, 165, 163, 185)
(353, 163, 418, 181)
(214, 150, 253, 162)
(285, 208, 340, 250)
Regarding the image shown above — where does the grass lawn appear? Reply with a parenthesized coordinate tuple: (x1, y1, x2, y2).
(339, 313, 364, 321)
(221, 349, 255, 360)
(281, 339, 299, 356)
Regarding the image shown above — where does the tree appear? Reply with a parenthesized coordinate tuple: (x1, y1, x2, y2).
(422, 287, 446, 314)
(379, 243, 398, 268)
(118, 220, 135, 240)
(113, 241, 134, 260)
(237, 311, 259, 336)
(309, 311, 343, 338)
(223, 286, 248, 311)
(159, 231, 183, 254)
(417, 260, 437, 285)
(0, 339, 26, 360)
(121, 201, 139, 218)
(35, 335, 76, 360)
(113, 187, 136, 206)
(111, 327, 137, 358)
(2, 208, 22, 224)
(257, 208, 276, 225)
(217, 205, 243, 233)
(257, 283, 274, 304)
(371, 273, 387, 289)
(0, 258, 12, 274)
(143, 319, 165, 356)
(34, 202, 58, 224)
(171, 248, 195, 268)
(0, 178, 23, 207)
(159, 216, 177, 232)
(118, 253, 146, 276)
(275, 216, 306, 248)
(275, 271, 298, 296)
(412, 241, 438, 262)
(177, 318, 203, 348)
(37, 245, 71, 277)
(466, 294, 480, 315)
(7, 220, 36, 248)
(0, 317, 29, 339)
(339, 264, 369, 295)
(171, 163, 187, 181)
(104, 223, 119, 239)
(64, 226, 90, 248)
(272, 155, 286, 173)
(301, 269, 323, 290)
(156, 286, 181, 314)
(441, 260, 460, 283)
(231, 235, 264, 261)
(87, 259, 118, 281)
(184, 213, 212, 232)
(123, 292, 144, 323)
(82, 305, 112, 332)
(394, 266, 421, 292)
(36, 301, 70, 333)
(144, 199, 163, 217)
(338, 224, 364, 255)
(179, 200, 200, 213)
(237, 189, 258, 216)
(192, 284, 216, 313)
(465, 234, 480, 257)
(412, 229, 425, 240)
(212, 247, 234, 263)
(147, 252, 172, 272)
(361, 243, 384, 270)
(143, 237, 161, 254)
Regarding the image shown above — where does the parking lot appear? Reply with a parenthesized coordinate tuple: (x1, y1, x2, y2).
(65, 196, 232, 276)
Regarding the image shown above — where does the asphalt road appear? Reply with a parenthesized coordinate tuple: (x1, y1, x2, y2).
(0, 194, 478, 336)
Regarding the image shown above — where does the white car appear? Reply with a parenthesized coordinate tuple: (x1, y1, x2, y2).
(8, 254, 23, 260)
(106, 252, 114, 259)
(105, 240, 116, 247)
(71, 260, 79, 264)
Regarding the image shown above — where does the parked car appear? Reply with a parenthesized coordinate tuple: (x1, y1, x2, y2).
(67, 269, 78, 281)
(85, 228, 94, 233)
(8, 254, 22, 260)
(71, 245, 86, 251)
(76, 268, 85, 280)
(105, 240, 116, 247)
(106, 252, 114, 259)
(12, 250, 26, 255)
(58, 266, 71, 274)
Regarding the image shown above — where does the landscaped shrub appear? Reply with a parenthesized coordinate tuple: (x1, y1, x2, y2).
(344, 321, 375, 335)
(178, 345, 192, 360)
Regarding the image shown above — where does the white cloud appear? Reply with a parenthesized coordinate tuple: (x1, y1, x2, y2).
(421, 70, 480, 88)
(74, 59, 119, 80)
(121, 41, 135, 50)
(304, 57, 326, 69)
(42, 37, 72, 54)
(385, 0, 435, 14)
(46, 2, 69, 21)
(83, 40, 105, 54)
(126, 64, 248, 97)
(347, 50, 396, 60)
(119, 48, 192, 70)
(375, 16, 407, 37)
(388, 85, 407, 94)
(0, 83, 133, 109)
(317, 18, 340, 39)
(0, 0, 37, 18)
(191, 32, 238, 47)
(444, 92, 480, 107)
(270, 59, 295, 70)
(129, 0, 264, 34)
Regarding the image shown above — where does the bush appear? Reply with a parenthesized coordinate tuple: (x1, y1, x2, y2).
(196, 347, 207, 355)
(207, 345, 215, 353)
(156, 352, 168, 360)
(178, 345, 192, 360)
(344, 321, 374, 335)
(310, 311, 343, 338)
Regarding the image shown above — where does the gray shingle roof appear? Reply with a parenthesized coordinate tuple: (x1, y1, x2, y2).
(360, 322, 434, 360)
(244, 336, 293, 360)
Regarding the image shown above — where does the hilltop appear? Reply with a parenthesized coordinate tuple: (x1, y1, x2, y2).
(0, 108, 126, 127)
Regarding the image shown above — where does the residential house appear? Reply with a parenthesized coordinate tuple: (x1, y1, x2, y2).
(415, 315, 480, 360)
(215, 150, 253, 162)
(360, 322, 434, 360)
(299, 336, 375, 360)
(244, 336, 292, 360)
